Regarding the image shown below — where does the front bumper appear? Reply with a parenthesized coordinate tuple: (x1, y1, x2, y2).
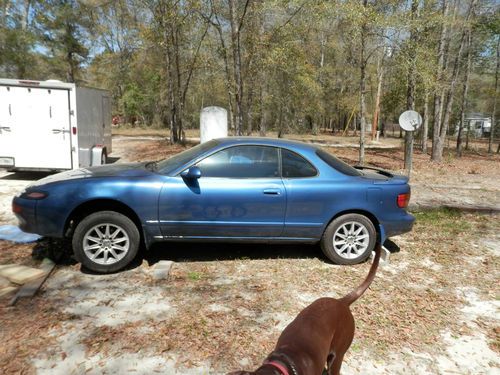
(12, 196, 38, 234)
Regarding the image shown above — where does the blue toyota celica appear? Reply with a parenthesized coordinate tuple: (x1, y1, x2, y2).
(12, 137, 414, 273)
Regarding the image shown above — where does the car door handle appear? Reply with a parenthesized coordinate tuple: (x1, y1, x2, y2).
(0, 126, 11, 131)
(263, 188, 281, 195)
(52, 128, 70, 134)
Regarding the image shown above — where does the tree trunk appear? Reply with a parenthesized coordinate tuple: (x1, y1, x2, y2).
(277, 104, 284, 138)
(431, 0, 450, 161)
(245, 65, 255, 136)
(174, 27, 184, 142)
(405, 0, 419, 171)
(465, 120, 470, 150)
(433, 0, 477, 161)
(457, 29, 472, 157)
(372, 54, 384, 141)
(209, 2, 236, 132)
(21, 0, 31, 30)
(259, 86, 266, 136)
(228, 0, 244, 135)
(422, 91, 429, 154)
(438, 0, 477, 159)
(489, 35, 499, 153)
(163, 17, 179, 143)
(358, 0, 368, 165)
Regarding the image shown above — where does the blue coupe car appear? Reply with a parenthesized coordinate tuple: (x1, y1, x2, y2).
(13, 137, 414, 273)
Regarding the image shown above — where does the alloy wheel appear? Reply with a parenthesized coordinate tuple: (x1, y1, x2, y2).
(332, 221, 370, 260)
(83, 223, 130, 265)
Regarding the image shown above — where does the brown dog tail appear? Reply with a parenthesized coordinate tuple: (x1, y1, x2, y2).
(339, 243, 381, 306)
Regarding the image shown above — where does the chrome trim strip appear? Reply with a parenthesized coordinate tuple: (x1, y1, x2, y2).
(157, 220, 322, 227)
(156, 235, 316, 241)
(158, 220, 283, 226)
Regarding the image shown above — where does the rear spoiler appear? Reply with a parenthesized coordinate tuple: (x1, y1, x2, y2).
(354, 165, 394, 178)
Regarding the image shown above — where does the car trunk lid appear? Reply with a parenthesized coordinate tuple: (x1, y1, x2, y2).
(354, 165, 409, 185)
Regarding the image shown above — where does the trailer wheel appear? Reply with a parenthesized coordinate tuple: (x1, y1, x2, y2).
(101, 150, 107, 165)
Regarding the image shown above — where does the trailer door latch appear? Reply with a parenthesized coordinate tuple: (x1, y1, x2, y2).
(52, 128, 70, 134)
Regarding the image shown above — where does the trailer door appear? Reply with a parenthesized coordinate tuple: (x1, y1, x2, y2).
(11, 86, 72, 169)
(0, 86, 16, 168)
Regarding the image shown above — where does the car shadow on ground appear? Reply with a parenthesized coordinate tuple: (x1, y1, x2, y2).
(32, 238, 78, 266)
(144, 242, 322, 265)
(143, 239, 400, 267)
(39, 238, 398, 275)
(75, 243, 324, 275)
(383, 238, 400, 253)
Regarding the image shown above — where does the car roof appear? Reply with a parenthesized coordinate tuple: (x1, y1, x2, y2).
(214, 137, 318, 152)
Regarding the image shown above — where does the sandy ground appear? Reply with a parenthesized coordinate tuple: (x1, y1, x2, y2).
(0, 135, 499, 374)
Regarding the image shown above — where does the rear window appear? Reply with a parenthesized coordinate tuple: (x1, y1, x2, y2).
(281, 149, 317, 178)
(316, 149, 362, 176)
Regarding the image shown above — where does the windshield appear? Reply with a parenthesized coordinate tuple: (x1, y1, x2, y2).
(316, 148, 362, 176)
(156, 139, 219, 174)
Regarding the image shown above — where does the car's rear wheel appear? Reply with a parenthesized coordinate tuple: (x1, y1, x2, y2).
(72, 211, 140, 273)
(321, 213, 376, 265)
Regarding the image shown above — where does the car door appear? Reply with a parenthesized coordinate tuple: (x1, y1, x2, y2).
(158, 145, 286, 238)
(280, 148, 327, 239)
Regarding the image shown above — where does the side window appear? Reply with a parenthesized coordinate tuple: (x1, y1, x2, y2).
(281, 149, 317, 178)
(197, 146, 279, 178)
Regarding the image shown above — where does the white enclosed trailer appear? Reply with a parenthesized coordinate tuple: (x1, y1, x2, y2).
(0, 78, 112, 171)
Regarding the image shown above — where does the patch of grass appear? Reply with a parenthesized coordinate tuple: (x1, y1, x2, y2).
(413, 207, 462, 222)
(350, 342, 362, 352)
(188, 271, 203, 281)
(413, 208, 471, 234)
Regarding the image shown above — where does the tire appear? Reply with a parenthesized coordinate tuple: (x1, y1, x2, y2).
(321, 213, 376, 265)
(101, 151, 107, 165)
(72, 211, 140, 273)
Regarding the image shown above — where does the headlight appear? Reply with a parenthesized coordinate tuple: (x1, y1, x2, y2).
(21, 191, 49, 200)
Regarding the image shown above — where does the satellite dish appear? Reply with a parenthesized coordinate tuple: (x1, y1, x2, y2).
(399, 110, 422, 132)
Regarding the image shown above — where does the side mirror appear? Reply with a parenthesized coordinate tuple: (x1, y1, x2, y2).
(181, 166, 202, 180)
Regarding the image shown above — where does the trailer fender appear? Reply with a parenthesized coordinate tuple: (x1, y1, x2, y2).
(91, 146, 106, 166)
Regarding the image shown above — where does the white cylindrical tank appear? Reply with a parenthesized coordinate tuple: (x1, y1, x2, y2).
(200, 106, 228, 143)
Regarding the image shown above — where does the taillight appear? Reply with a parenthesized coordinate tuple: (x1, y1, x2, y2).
(397, 193, 410, 208)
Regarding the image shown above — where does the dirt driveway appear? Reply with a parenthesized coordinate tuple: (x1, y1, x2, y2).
(0, 135, 499, 374)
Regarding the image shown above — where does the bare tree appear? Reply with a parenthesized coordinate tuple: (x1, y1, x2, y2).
(431, 0, 450, 162)
(228, 0, 249, 135)
(457, 29, 472, 157)
(150, 0, 209, 143)
(432, 0, 477, 162)
(422, 91, 430, 154)
(371, 52, 385, 141)
(489, 34, 499, 153)
(405, 0, 419, 171)
(358, 0, 368, 165)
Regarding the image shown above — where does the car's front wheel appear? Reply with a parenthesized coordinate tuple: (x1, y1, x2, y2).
(72, 211, 140, 273)
(321, 213, 376, 265)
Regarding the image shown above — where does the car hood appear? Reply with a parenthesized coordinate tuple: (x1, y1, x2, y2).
(29, 162, 152, 187)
